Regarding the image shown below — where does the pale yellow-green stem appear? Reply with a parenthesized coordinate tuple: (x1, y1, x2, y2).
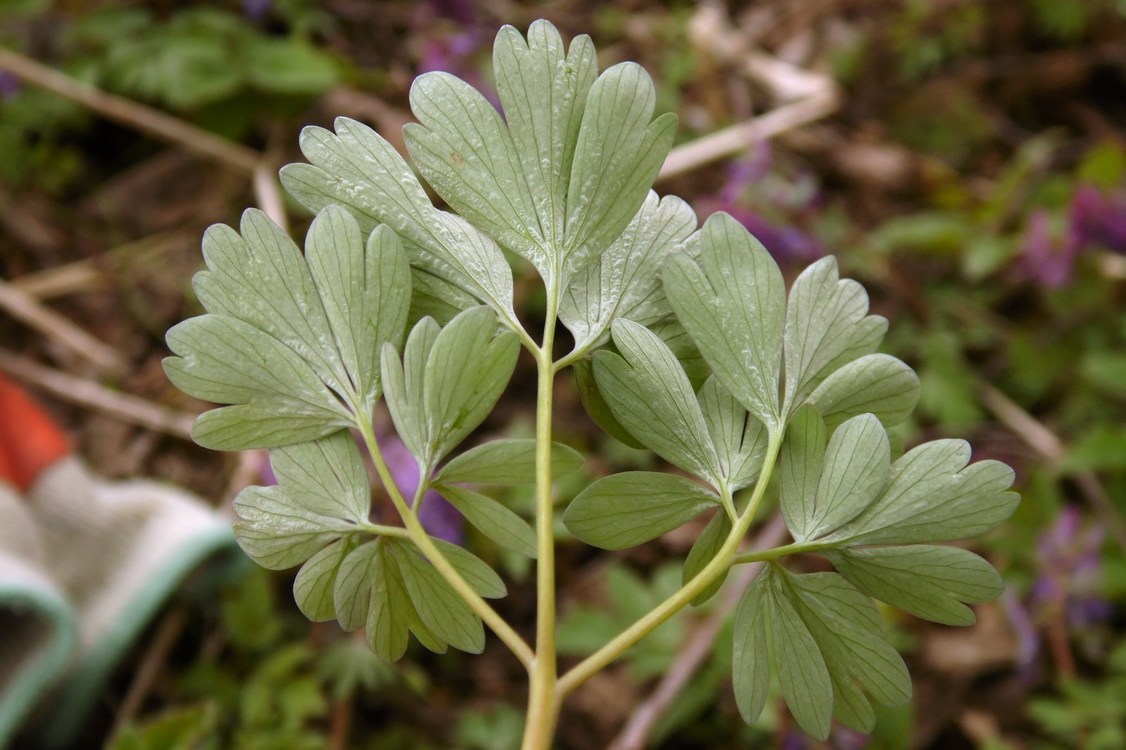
(355, 418, 535, 670)
(520, 294, 563, 750)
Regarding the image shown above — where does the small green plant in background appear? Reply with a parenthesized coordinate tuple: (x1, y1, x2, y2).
(164, 20, 1018, 748)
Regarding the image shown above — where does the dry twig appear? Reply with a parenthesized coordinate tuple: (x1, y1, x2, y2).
(0, 278, 127, 374)
(979, 383, 1126, 551)
(0, 349, 195, 439)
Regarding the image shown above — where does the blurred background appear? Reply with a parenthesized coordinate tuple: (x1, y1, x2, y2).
(2, 1, 1125, 748)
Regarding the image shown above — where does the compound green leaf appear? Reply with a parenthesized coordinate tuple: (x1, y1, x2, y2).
(664, 212, 785, 429)
(493, 20, 597, 253)
(232, 433, 371, 569)
(682, 510, 732, 605)
(367, 541, 412, 661)
(164, 206, 412, 450)
(380, 317, 440, 460)
(423, 307, 520, 463)
(732, 573, 771, 727)
(563, 63, 677, 283)
(573, 356, 645, 449)
(802, 414, 889, 543)
(269, 431, 371, 522)
(165, 314, 350, 450)
(405, 71, 546, 272)
(192, 210, 348, 392)
(383, 308, 518, 470)
(826, 545, 1004, 626)
(431, 537, 507, 599)
(334, 541, 381, 631)
(826, 438, 1018, 546)
(806, 353, 920, 429)
(697, 375, 769, 491)
(559, 192, 697, 354)
(779, 405, 828, 543)
(231, 486, 349, 570)
(392, 542, 486, 654)
(433, 483, 537, 558)
(782, 571, 912, 731)
(434, 438, 583, 485)
(305, 210, 411, 413)
(280, 117, 517, 326)
(293, 537, 355, 621)
(593, 319, 719, 482)
(735, 571, 835, 738)
(783, 257, 888, 413)
(564, 471, 719, 550)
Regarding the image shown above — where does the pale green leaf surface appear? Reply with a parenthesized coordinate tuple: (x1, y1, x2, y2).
(664, 212, 785, 428)
(430, 537, 507, 598)
(405, 71, 546, 273)
(564, 471, 719, 549)
(765, 574, 834, 739)
(334, 541, 380, 631)
(804, 414, 889, 543)
(573, 356, 645, 449)
(563, 63, 677, 282)
(783, 257, 887, 412)
(293, 538, 353, 621)
(648, 315, 709, 388)
(783, 571, 912, 726)
(408, 268, 478, 326)
(697, 375, 769, 491)
(423, 307, 520, 463)
(367, 541, 411, 661)
(392, 542, 486, 654)
(280, 118, 516, 323)
(826, 438, 1018, 545)
(826, 545, 1003, 626)
(193, 209, 349, 395)
(382, 544, 447, 654)
(381, 317, 441, 460)
(269, 432, 371, 522)
(165, 314, 350, 449)
(165, 206, 413, 450)
(682, 510, 731, 605)
(433, 483, 537, 558)
(806, 353, 920, 429)
(780, 405, 828, 542)
(305, 210, 411, 409)
(191, 405, 341, 452)
(558, 192, 697, 353)
(434, 438, 583, 485)
(732, 574, 771, 726)
(593, 319, 719, 482)
(232, 433, 371, 570)
(494, 21, 597, 252)
(232, 486, 343, 570)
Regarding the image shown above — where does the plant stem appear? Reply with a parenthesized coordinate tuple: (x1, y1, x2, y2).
(730, 538, 828, 565)
(356, 418, 535, 669)
(521, 295, 562, 750)
(557, 431, 784, 698)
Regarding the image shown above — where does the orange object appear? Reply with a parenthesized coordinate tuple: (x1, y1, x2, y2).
(0, 373, 71, 492)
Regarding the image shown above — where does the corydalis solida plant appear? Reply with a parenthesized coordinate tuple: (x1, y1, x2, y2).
(164, 20, 1018, 747)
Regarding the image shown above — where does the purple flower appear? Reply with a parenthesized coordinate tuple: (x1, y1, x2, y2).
(0, 71, 20, 100)
(697, 153, 824, 264)
(380, 432, 464, 544)
(1070, 184, 1126, 255)
(242, 0, 272, 22)
(1015, 210, 1078, 289)
(1029, 506, 1108, 630)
